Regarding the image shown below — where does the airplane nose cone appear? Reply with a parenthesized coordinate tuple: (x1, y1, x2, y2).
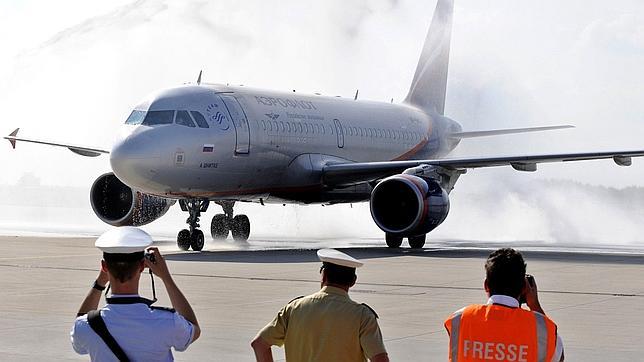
(110, 132, 161, 188)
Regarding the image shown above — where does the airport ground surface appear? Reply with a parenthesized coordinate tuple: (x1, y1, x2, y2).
(1, 235, 643, 361)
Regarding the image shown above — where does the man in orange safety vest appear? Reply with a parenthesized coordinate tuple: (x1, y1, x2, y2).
(445, 248, 564, 362)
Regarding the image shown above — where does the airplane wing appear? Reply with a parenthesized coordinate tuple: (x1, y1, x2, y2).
(4, 128, 109, 157)
(322, 150, 644, 186)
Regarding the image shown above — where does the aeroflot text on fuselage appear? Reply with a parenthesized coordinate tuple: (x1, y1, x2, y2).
(255, 96, 317, 110)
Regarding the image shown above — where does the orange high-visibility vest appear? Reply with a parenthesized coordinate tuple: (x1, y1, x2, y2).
(444, 304, 557, 362)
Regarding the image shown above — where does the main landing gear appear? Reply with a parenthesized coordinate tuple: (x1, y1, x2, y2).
(385, 233, 426, 249)
(176, 199, 251, 252)
(210, 201, 250, 242)
(177, 199, 209, 251)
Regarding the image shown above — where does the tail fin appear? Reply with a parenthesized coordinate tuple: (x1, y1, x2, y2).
(404, 0, 454, 115)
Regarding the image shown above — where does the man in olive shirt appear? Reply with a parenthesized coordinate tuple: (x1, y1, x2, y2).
(251, 249, 389, 362)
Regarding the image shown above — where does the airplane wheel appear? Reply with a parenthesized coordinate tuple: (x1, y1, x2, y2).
(408, 235, 426, 249)
(177, 229, 191, 251)
(191, 229, 205, 251)
(211, 214, 230, 240)
(231, 215, 251, 242)
(385, 233, 403, 248)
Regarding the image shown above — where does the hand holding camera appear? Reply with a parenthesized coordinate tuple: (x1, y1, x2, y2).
(523, 274, 545, 314)
(144, 247, 171, 281)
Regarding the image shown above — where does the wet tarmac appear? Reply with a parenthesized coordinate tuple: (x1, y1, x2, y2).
(1, 235, 643, 361)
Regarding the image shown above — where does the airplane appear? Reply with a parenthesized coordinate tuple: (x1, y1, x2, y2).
(6, 0, 644, 251)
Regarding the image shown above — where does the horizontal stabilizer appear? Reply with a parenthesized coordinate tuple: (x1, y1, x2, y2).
(449, 125, 574, 139)
(4, 128, 109, 157)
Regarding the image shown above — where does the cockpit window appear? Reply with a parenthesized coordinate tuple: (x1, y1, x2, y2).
(125, 110, 146, 125)
(175, 110, 196, 128)
(142, 110, 174, 126)
(190, 111, 210, 128)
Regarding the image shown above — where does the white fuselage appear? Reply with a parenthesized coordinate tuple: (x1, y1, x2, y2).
(110, 84, 460, 204)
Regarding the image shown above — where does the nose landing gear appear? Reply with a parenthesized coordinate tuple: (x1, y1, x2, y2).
(211, 201, 251, 242)
(177, 199, 209, 251)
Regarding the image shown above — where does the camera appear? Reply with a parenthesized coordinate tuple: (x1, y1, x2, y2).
(144, 251, 156, 263)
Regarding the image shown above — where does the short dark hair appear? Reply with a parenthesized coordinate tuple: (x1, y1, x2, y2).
(322, 262, 357, 286)
(485, 248, 526, 299)
(103, 252, 144, 283)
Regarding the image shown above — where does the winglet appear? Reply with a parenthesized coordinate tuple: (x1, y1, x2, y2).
(197, 70, 203, 85)
(5, 128, 19, 149)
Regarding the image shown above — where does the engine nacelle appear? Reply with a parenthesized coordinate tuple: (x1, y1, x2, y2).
(90, 173, 174, 226)
(370, 175, 449, 236)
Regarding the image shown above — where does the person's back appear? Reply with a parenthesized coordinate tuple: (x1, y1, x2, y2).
(282, 286, 380, 362)
(252, 249, 389, 362)
(445, 302, 557, 362)
(445, 248, 564, 362)
(72, 300, 194, 362)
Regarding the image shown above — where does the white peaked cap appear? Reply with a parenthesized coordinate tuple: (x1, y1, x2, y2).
(317, 248, 363, 268)
(95, 226, 153, 254)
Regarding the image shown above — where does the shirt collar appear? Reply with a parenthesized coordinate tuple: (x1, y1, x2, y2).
(107, 294, 140, 298)
(487, 294, 520, 308)
(321, 285, 349, 297)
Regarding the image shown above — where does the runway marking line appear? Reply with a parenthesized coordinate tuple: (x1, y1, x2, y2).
(0, 254, 96, 261)
(0, 263, 642, 298)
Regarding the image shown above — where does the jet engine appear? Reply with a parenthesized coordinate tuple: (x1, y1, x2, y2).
(370, 175, 449, 236)
(90, 173, 174, 227)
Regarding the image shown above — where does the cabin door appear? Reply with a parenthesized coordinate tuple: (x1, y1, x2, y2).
(333, 119, 344, 148)
(220, 95, 250, 154)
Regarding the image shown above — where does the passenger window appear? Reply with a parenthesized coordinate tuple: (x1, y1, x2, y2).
(125, 110, 146, 125)
(190, 111, 210, 128)
(142, 110, 174, 125)
(175, 110, 196, 127)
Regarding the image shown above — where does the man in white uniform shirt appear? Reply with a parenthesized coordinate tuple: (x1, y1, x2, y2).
(70, 227, 201, 361)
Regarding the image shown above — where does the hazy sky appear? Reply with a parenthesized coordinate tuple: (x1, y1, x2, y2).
(1, 0, 643, 242)
(1, 0, 643, 186)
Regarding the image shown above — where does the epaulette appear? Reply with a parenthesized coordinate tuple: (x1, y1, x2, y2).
(288, 296, 305, 304)
(362, 303, 379, 319)
(150, 306, 176, 313)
